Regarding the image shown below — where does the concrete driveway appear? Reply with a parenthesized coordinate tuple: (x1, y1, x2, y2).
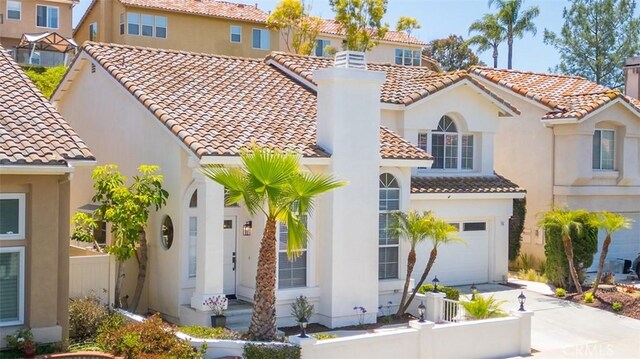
(459, 281, 640, 358)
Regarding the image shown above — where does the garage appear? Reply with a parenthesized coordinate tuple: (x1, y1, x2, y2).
(588, 213, 640, 273)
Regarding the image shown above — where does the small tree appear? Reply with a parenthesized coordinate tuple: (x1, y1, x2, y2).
(590, 212, 633, 294)
(329, 0, 389, 52)
(508, 198, 526, 261)
(396, 16, 421, 37)
(71, 165, 168, 311)
(423, 35, 484, 71)
(266, 0, 322, 55)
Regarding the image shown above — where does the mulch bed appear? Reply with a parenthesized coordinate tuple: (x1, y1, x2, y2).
(559, 286, 640, 320)
(279, 314, 416, 336)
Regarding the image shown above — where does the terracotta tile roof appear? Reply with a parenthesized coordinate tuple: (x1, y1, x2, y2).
(0, 46, 94, 166)
(266, 52, 519, 113)
(470, 66, 640, 120)
(119, 0, 269, 22)
(318, 19, 427, 46)
(80, 42, 429, 160)
(411, 173, 525, 194)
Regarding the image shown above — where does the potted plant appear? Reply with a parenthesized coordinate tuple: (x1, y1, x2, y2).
(203, 295, 228, 328)
(6, 328, 36, 358)
(22, 338, 36, 358)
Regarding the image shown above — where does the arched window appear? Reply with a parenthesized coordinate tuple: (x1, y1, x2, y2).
(419, 115, 474, 170)
(379, 174, 399, 279)
(187, 190, 197, 278)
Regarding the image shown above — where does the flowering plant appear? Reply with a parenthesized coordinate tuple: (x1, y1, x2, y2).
(203, 295, 228, 316)
(6, 328, 34, 351)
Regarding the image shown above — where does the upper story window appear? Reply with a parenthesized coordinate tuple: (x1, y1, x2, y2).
(395, 49, 421, 66)
(592, 129, 615, 170)
(126, 13, 166, 38)
(252, 28, 270, 50)
(89, 22, 98, 41)
(423, 115, 474, 170)
(379, 174, 399, 280)
(0, 194, 25, 240)
(315, 39, 331, 57)
(119, 13, 125, 35)
(127, 13, 140, 35)
(7, 0, 21, 20)
(36, 5, 58, 29)
(230, 25, 242, 43)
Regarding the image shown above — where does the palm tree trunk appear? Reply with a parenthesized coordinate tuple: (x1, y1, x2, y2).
(396, 247, 416, 316)
(114, 260, 125, 308)
(401, 247, 438, 314)
(492, 45, 498, 68)
(563, 235, 583, 295)
(248, 217, 278, 341)
(591, 235, 612, 295)
(131, 229, 147, 312)
(507, 36, 514, 69)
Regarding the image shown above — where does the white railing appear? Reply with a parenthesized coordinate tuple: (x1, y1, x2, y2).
(442, 298, 465, 323)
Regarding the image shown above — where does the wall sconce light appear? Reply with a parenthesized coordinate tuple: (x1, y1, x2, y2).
(243, 221, 252, 236)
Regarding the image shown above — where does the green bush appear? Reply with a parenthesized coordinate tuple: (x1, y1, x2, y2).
(517, 268, 547, 283)
(290, 295, 314, 322)
(243, 343, 301, 359)
(612, 302, 623, 312)
(69, 294, 109, 342)
(314, 333, 338, 340)
(544, 214, 598, 289)
(22, 65, 67, 99)
(555, 288, 566, 297)
(417, 284, 460, 300)
(461, 295, 508, 320)
(509, 198, 527, 261)
(584, 292, 595, 303)
(97, 313, 202, 358)
(178, 325, 241, 340)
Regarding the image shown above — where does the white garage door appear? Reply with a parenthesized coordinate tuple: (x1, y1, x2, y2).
(422, 222, 489, 286)
(588, 213, 640, 272)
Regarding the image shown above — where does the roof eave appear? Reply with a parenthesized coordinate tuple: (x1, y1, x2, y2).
(411, 191, 526, 200)
(0, 163, 74, 175)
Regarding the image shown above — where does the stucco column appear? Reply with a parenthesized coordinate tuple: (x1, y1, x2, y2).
(190, 171, 225, 311)
(423, 291, 445, 323)
(510, 310, 534, 356)
(491, 217, 511, 283)
(410, 320, 435, 359)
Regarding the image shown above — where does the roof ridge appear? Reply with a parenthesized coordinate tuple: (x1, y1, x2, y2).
(471, 66, 588, 80)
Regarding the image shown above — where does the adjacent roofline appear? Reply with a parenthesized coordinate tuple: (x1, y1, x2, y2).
(198, 155, 331, 166)
(468, 72, 554, 112)
(411, 192, 526, 200)
(541, 96, 640, 125)
(0, 164, 74, 175)
(72, 0, 98, 36)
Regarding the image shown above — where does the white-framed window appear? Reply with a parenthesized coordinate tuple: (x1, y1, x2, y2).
(252, 28, 270, 50)
(141, 14, 153, 36)
(395, 48, 421, 66)
(315, 39, 331, 57)
(119, 13, 125, 35)
(592, 129, 615, 170)
(127, 12, 140, 35)
(448, 222, 486, 232)
(0, 194, 25, 240)
(187, 190, 197, 279)
(155, 16, 167, 38)
(379, 173, 399, 280)
(36, 5, 58, 28)
(126, 13, 166, 38)
(426, 115, 474, 170)
(0, 247, 25, 326)
(230, 25, 241, 43)
(7, 0, 21, 20)
(277, 217, 307, 289)
(89, 22, 98, 41)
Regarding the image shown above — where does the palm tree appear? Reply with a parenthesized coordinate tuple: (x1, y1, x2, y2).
(400, 217, 463, 314)
(468, 13, 505, 68)
(539, 208, 589, 294)
(590, 212, 633, 295)
(489, 0, 540, 69)
(390, 210, 434, 316)
(201, 145, 345, 341)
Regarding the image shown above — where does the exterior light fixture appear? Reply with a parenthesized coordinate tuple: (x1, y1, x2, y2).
(243, 221, 252, 236)
(518, 291, 527, 311)
(298, 317, 309, 338)
(432, 276, 440, 293)
(470, 283, 477, 301)
(418, 301, 426, 323)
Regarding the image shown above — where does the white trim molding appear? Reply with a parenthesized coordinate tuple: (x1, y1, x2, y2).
(0, 193, 26, 240)
(553, 185, 640, 196)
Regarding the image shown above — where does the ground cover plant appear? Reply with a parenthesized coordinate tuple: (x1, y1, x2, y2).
(557, 285, 640, 320)
(178, 326, 241, 340)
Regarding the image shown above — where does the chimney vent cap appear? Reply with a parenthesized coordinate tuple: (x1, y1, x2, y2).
(334, 51, 367, 70)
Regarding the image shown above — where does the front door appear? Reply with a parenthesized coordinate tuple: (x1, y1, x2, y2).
(223, 216, 237, 296)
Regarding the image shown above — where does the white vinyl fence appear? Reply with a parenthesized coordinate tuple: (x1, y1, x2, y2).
(69, 246, 115, 305)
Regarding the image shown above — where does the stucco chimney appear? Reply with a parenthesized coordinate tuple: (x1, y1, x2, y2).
(313, 51, 386, 328)
(623, 56, 640, 99)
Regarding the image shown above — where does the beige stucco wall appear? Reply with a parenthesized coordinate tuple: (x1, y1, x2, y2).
(0, 0, 73, 42)
(0, 173, 70, 343)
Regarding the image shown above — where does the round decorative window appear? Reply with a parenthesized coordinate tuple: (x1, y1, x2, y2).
(161, 215, 174, 250)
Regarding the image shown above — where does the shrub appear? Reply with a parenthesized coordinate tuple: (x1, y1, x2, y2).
(5, 328, 34, 351)
(178, 325, 241, 340)
(517, 268, 547, 283)
(243, 343, 301, 359)
(290, 295, 314, 321)
(544, 213, 598, 289)
(555, 288, 566, 297)
(417, 284, 460, 300)
(584, 292, 595, 303)
(97, 313, 202, 358)
(509, 198, 527, 261)
(314, 333, 338, 340)
(461, 295, 508, 320)
(69, 294, 109, 342)
(612, 302, 623, 312)
(518, 253, 535, 271)
(22, 65, 67, 99)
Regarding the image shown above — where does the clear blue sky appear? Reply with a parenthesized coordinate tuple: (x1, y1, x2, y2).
(72, 0, 593, 72)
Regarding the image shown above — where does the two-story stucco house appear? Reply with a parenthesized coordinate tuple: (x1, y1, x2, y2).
(0, 45, 94, 347)
(52, 42, 523, 328)
(470, 67, 640, 270)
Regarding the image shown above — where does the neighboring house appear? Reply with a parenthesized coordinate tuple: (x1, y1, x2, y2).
(0, 46, 94, 346)
(0, 0, 77, 66)
(471, 67, 640, 270)
(52, 43, 523, 328)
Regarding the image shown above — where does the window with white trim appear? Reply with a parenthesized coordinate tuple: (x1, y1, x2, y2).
(141, 14, 153, 36)
(426, 115, 474, 170)
(0, 194, 25, 240)
(89, 22, 98, 41)
(7, 0, 21, 20)
(379, 174, 399, 279)
(155, 16, 167, 38)
(36, 5, 58, 28)
(119, 13, 125, 35)
(277, 216, 307, 289)
(187, 190, 197, 278)
(127, 12, 140, 35)
(592, 129, 615, 170)
(230, 25, 241, 43)
(252, 28, 270, 50)
(395, 48, 421, 66)
(315, 39, 331, 57)
(0, 247, 25, 326)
